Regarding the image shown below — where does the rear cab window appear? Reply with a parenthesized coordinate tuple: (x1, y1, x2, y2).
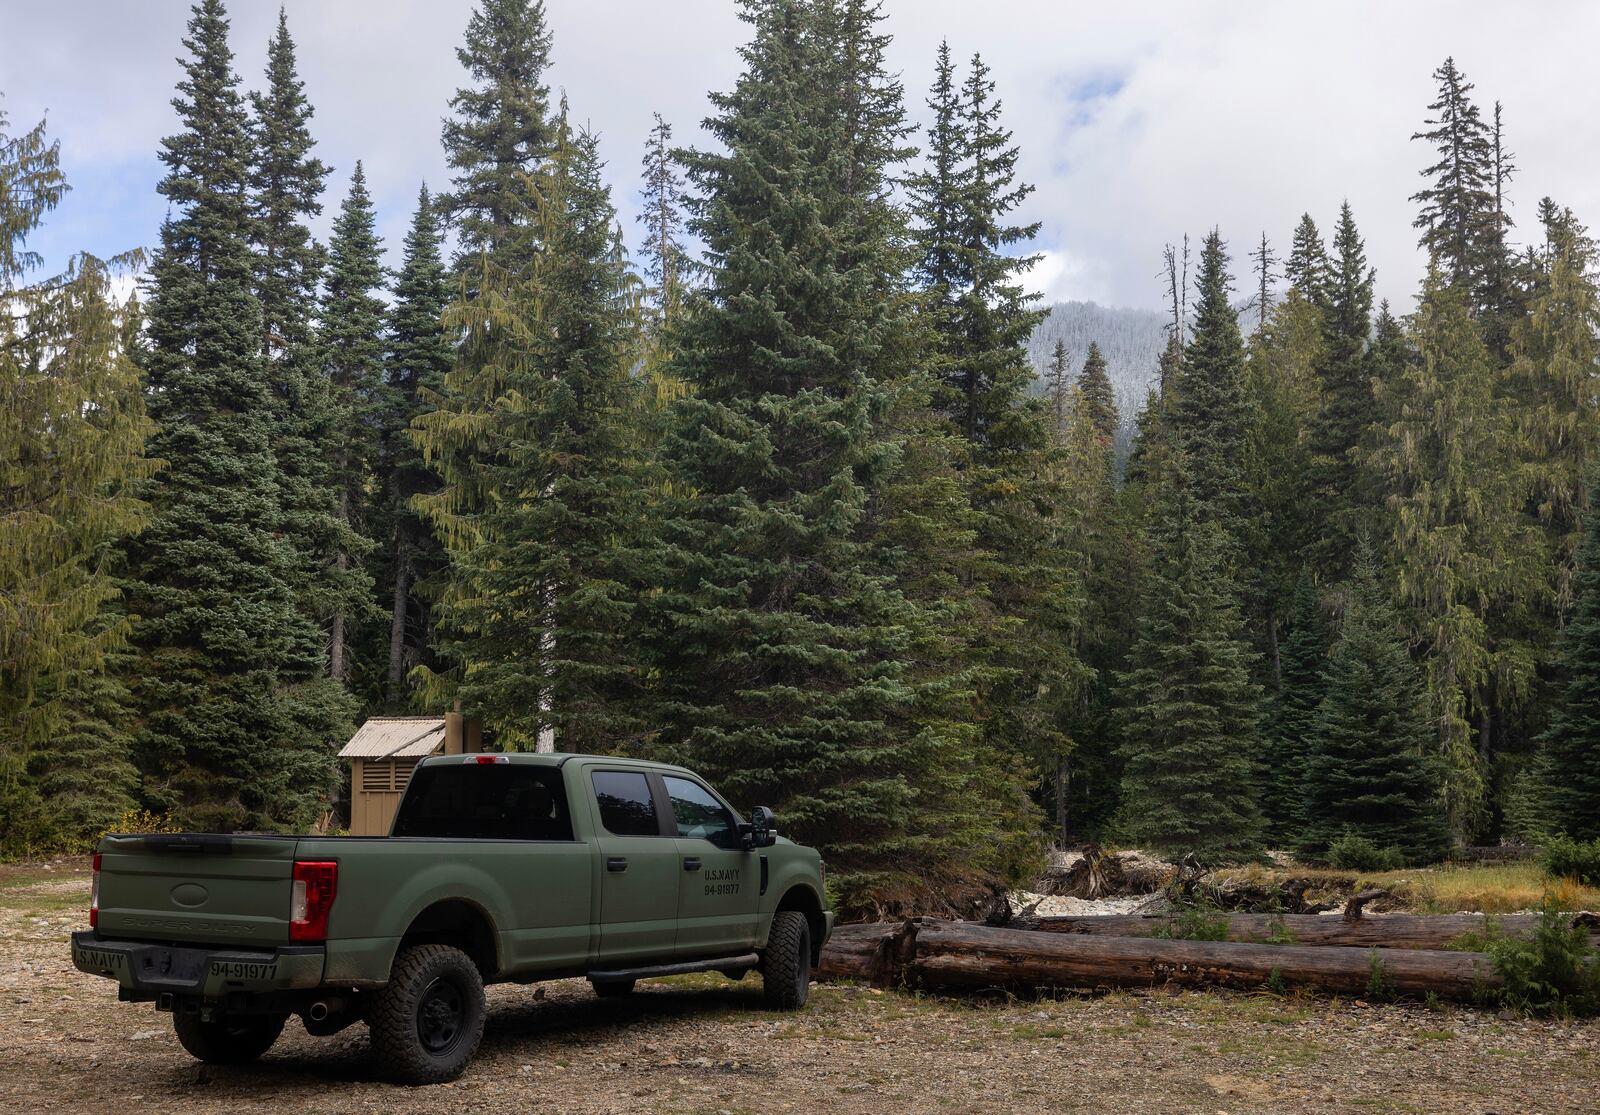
(590, 771, 662, 837)
(392, 764, 573, 840)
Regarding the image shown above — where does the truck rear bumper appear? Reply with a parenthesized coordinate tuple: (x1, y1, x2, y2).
(71, 931, 325, 999)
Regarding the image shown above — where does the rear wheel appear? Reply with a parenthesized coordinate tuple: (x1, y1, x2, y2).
(760, 910, 812, 1010)
(369, 944, 486, 1085)
(172, 1010, 285, 1065)
(590, 977, 636, 998)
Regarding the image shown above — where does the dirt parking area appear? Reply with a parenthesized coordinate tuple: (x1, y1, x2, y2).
(4, 863, 1597, 1114)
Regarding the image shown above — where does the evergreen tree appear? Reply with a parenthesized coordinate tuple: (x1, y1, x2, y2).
(1, 112, 152, 848)
(654, 0, 1036, 909)
(1250, 230, 1278, 332)
(1305, 202, 1377, 582)
(438, 0, 555, 265)
(637, 111, 688, 327)
(1411, 57, 1495, 293)
(1114, 450, 1264, 861)
(1261, 576, 1325, 840)
(1077, 340, 1118, 448)
(379, 185, 452, 707)
(246, 7, 345, 679)
(319, 162, 385, 685)
(418, 115, 649, 752)
(1284, 213, 1329, 305)
(1171, 230, 1250, 531)
(1535, 467, 1600, 840)
(1044, 337, 1071, 437)
(122, 0, 351, 830)
(1300, 541, 1450, 863)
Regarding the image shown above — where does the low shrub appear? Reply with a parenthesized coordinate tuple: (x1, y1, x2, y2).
(1327, 833, 1404, 872)
(1486, 896, 1600, 1017)
(1541, 835, 1600, 887)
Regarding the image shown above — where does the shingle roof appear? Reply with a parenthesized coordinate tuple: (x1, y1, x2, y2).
(338, 716, 446, 759)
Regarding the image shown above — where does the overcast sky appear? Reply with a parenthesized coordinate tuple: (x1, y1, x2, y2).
(4, 0, 1598, 313)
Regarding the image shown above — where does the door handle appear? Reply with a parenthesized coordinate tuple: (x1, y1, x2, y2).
(682, 857, 702, 872)
(606, 857, 628, 873)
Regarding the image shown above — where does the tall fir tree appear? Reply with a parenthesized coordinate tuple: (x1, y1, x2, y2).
(1044, 337, 1071, 437)
(637, 111, 688, 328)
(1284, 213, 1330, 306)
(379, 186, 452, 707)
(653, 0, 1038, 910)
(1411, 58, 1496, 295)
(1, 110, 153, 848)
(1533, 466, 1600, 840)
(318, 162, 385, 687)
(1305, 202, 1377, 583)
(1299, 541, 1450, 863)
(1077, 341, 1118, 448)
(1261, 576, 1326, 840)
(438, 0, 555, 266)
(124, 0, 351, 830)
(1114, 449, 1264, 861)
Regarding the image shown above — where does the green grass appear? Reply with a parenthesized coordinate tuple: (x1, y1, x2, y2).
(1215, 860, 1600, 914)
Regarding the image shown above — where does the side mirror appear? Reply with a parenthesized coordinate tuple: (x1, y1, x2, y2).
(746, 805, 777, 849)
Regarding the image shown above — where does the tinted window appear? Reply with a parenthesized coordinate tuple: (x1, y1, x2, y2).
(664, 776, 738, 849)
(591, 771, 660, 837)
(391, 765, 573, 841)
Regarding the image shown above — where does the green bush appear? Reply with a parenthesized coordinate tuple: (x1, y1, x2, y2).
(1327, 832, 1404, 872)
(1542, 835, 1600, 886)
(1487, 897, 1600, 1017)
(1153, 900, 1230, 941)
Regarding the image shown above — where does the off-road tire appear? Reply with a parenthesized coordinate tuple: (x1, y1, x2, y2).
(172, 1010, 285, 1065)
(369, 944, 486, 1085)
(760, 910, 812, 1010)
(590, 977, 636, 998)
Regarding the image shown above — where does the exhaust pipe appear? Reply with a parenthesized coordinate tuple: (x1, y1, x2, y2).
(308, 1000, 331, 1022)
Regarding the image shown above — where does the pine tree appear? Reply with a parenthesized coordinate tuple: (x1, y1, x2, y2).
(1261, 576, 1325, 840)
(1411, 57, 1495, 293)
(1300, 541, 1449, 863)
(1284, 213, 1330, 305)
(637, 111, 687, 327)
(1305, 202, 1377, 582)
(122, 0, 351, 830)
(247, 6, 344, 680)
(1044, 338, 1071, 436)
(1535, 467, 1600, 840)
(1, 112, 153, 848)
(438, 0, 555, 265)
(379, 185, 452, 707)
(654, 0, 1037, 909)
(1171, 229, 1250, 531)
(1077, 340, 1118, 447)
(1114, 450, 1264, 861)
(319, 162, 385, 686)
(1250, 230, 1278, 332)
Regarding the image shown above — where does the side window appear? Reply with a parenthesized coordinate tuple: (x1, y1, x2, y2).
(591, 771, 660, 837)
(663, 776, 738, 849)
(392, 766, 573, 841)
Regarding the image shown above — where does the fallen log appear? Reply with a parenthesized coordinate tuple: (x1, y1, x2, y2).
(819, 918, 1502, 1000)
(908, 920, 1499, 999)
(1001, 912, 1599, 951)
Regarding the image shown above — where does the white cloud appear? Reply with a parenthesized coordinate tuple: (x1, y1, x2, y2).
(5, 0, 1596, 313)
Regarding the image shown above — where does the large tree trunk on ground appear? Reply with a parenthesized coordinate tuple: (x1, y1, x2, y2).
(819, 918, 1502, 1000)
(1003, 912, 1600, 951)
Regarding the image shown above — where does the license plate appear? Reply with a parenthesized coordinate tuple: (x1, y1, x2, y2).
(209, 959, 278, 981)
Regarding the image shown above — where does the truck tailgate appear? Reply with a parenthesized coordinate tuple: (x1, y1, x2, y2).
(96, 834, 299, 947)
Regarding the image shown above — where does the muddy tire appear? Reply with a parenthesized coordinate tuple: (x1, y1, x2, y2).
(760, 910, 812, 1011)
(590, 977, 636, 998)
(369, 944, 486, 1085)
(172, 1010, 285, 1065)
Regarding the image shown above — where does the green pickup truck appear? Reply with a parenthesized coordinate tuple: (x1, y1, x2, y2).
(71, 753, 832, 1084)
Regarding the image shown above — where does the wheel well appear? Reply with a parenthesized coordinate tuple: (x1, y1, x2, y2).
(399, 900, 499, 978)
(776, 886, 826, 964)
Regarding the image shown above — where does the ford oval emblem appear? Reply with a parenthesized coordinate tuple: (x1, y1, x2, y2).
(170, 882, 209, 908)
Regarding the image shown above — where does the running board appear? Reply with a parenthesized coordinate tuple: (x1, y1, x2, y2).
(588, 953, 759, 982)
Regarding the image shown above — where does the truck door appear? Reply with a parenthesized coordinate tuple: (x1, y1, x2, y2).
(659, 774, 760, 958)
(588, 769, 681, 963)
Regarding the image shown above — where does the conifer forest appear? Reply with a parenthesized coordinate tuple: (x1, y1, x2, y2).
(6, 0, 1600, 915)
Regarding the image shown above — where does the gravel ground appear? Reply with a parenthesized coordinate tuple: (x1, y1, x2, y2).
(5, 864, 1598, 1114)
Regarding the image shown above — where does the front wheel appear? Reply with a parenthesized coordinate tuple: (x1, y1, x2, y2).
(369, 944, 487, 1085)
(760, 910, 812, 1010)
(172, 1010, 285, 1065)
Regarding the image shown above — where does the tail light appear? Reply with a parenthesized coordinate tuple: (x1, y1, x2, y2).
(289, 860, 338, 942)
(89, 853, 101, 929)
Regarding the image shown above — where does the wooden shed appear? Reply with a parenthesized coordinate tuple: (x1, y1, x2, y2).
(339, 713, 481, 835)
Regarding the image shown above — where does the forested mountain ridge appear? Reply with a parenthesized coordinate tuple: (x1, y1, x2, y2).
(1028, 300, 1166, 416)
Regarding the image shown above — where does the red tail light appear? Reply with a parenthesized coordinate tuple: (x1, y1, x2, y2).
(289, 860, 338, 942)
(89, 853, 101, 930)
